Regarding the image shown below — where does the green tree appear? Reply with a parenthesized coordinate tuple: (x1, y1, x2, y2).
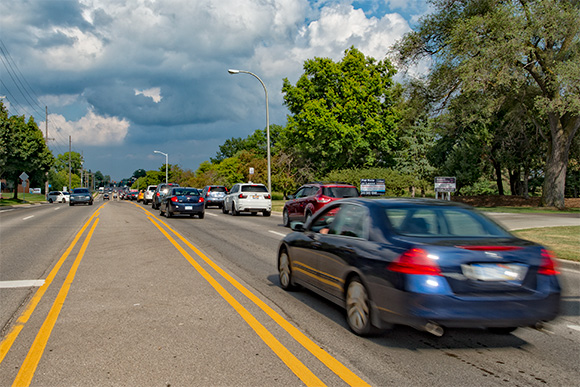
(0, 102, 54, 199)
(395, 0, 580, 208)
(282, 47, 400, 176)
(211, 124, 285, 163)
(53, 152, 83, 174)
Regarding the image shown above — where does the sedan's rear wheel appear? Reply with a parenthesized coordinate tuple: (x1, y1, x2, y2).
(198, 212, 204, 219)
(346, 277, 373, 336)
(48, 198, 53, 203)
(278, 249, 297, 291)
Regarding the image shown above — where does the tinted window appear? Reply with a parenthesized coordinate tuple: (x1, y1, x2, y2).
(384, 207, 511, 237)
(73, 188, 89, 194)
(209, 186, 227, 192)
(322, 186, 359, 198)
(242, 185, 268, 193)
(327, 204, 368, 238)
(174, 188, 199, 195)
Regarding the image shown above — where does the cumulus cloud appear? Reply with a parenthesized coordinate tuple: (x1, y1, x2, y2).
(135, 87, 162, 103)
(46, 109, 130, 146)
(0, 0, 424, 179)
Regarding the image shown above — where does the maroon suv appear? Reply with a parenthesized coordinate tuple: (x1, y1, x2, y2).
(282, 182, 359, 227)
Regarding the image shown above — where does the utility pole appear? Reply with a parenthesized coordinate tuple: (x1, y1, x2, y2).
(68, 136, 72, 191)
(44, 106, 54, 196)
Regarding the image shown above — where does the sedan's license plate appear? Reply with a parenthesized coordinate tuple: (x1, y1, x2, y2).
(462, 263, 527, 281)
(185, 206, 193, 210)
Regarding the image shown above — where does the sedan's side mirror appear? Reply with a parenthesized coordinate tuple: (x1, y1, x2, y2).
(290, 222, 305, 232)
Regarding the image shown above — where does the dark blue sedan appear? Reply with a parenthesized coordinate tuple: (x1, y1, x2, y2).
(159, 187, 205, 219)
(277, 198, 561, 336)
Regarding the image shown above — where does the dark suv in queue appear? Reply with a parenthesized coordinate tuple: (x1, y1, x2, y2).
(282, 182, 359, 227)
(151, 183, 180, 209)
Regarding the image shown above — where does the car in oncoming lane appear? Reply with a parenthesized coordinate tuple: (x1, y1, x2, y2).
(159, 187, 205, 218)
(69, 188, 93, 206)
(46, 191, 70, 203)
(277, 198, 561, 337)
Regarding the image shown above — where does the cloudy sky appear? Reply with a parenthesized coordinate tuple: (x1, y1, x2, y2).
(1, 0, 430, 181)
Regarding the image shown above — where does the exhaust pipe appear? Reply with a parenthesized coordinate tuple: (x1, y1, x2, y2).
(425, 322, 444, 337)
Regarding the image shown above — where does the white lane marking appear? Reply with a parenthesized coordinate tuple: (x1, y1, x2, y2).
(269, 230, 286, 237)
(54, 207, 61, 210)
(205, 212, 219, 217)
(0, 280, 45, 288)
(23, 215, 34, 220)
(568, 325, 580, 332)
(0, 209, 15, 213)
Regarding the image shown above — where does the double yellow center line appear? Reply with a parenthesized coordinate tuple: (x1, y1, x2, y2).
(139, 204, 369, 387)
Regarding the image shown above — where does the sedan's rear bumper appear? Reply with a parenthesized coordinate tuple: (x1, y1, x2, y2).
(168, 202, 204, 214)
(375, 275, 561, 329)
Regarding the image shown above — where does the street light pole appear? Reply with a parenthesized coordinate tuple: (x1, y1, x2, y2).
(228, 69, 271, 194)
(153, 150, 168, 184)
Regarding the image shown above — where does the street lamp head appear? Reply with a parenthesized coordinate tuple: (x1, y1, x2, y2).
(228, 69, 240, 74)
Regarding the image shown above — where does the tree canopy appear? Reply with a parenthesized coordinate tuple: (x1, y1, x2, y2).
(282, 47, 401, 176)
(395, 0, 580, 208)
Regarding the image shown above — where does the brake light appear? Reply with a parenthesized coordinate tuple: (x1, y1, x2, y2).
(265, 194, 271, 199)
(456, 246, 523, 251)
(171, 196, 178, 202)
(538, 249, 560, 275)
(316, 195, 332, 203)
(239, 194, 247, 198)
(199, 197, 204, 203)
(156, 192, 160, 197)
(388, 248, 441, 276)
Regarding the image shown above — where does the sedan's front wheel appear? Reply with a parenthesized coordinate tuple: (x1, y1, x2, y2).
(282, 209, 290, 227)
(278, 249, 297, 291)
(346, 277, 373, 336)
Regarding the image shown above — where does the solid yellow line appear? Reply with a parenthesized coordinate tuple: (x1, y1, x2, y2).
(0, 204, 105, 365)
(12, 218, 100, 387)
(148, 216, 325, 387)
(138, 205, 370, 387)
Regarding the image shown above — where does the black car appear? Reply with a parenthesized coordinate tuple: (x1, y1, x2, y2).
(69, 188, 93, 206)
(278, 198, 561, 336)
(159, 187, 205, 218)
(152, 183, 180, 209)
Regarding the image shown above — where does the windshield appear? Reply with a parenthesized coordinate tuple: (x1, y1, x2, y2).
(241, 185, 268, 193)
(384, 206, 511, 238)
(322, 186, 359, 198)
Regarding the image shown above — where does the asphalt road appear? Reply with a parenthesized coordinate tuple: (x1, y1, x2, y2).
(1, 199, 579, 386)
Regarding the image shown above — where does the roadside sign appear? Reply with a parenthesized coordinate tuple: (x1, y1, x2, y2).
(360, 179, 386, 196)
(434, 177, 456, 192)
(19, 172, 29, 181)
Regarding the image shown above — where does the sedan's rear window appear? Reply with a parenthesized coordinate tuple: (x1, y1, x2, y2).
(209, 187, 227, 192)
(73, 189, 89, 194)
(384, 207, 510, 237)
(322, 186, 359, 198)
(174, 188, 199, 195)
(242, 185, 268, 193)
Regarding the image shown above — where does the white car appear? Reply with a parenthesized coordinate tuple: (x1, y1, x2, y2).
(46, 191, 70, 203)
(223, 183, 271, 216)
(143, 185, 157, 205)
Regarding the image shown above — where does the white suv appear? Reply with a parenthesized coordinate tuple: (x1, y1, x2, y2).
(143, 185, 157, 205)
(223, 183, 271, 216)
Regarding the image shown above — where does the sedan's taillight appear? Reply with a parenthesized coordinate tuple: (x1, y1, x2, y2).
(199, 197, 204, 203)
(538, 249, 560, 275)
(171, 196, 178, 202)
(238, 194, 247, 198)
(388, 248, 442, 276)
